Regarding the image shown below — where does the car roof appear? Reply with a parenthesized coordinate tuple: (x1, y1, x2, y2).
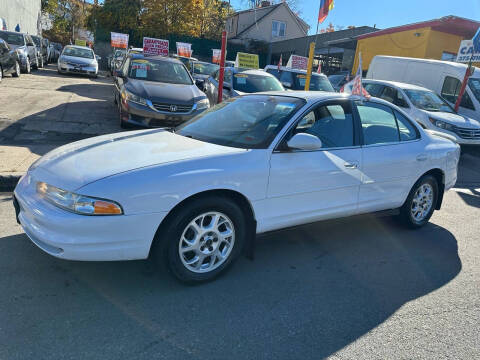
(65, 45, 92, 50)
(363, 79, 431, 91)
(230, 68, 273, 76)
(129, 53, 183, 64)
(264, 65, 326, 77)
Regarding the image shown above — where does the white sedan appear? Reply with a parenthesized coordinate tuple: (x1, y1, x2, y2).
(14, 92, 460, 283)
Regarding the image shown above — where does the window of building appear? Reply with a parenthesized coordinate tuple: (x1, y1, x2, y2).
(272, 21, 286, 38)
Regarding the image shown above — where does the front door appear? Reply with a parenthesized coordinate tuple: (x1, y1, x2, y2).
(265, 100, 362, 231)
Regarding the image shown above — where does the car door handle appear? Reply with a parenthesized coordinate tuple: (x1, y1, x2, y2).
(416, 154, 428, 162)
(344, 162, 358, 169)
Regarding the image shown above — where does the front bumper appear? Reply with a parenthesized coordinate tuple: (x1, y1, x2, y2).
(121, 100, 207, 128)
(14, 173, 165, 261)
(58, 63, 98, 76)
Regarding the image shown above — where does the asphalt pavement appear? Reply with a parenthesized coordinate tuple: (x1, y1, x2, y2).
(0, 188, 478, 359)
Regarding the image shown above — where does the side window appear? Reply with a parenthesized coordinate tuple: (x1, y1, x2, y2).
(363, 83, 383, 97)
(279, 71, 293, 87)
(442, 76, 475, 110)
(394, 110, 420, 141)
(356, 102, 400, 145)
(291, 102, 354, 148)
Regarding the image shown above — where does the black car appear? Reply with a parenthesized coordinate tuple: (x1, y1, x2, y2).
(113, 53, 209, 129)
(0, 38, 21, 82)
(189, 61, 219, 90)
(0, 31, 39, 73)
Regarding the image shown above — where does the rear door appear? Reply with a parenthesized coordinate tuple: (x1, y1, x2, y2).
(355, 100, 426, 213)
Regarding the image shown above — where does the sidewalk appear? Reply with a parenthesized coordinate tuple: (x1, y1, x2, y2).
(0, 65, 119, 191)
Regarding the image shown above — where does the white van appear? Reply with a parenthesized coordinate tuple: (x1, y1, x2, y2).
(367, 56, 480, 121)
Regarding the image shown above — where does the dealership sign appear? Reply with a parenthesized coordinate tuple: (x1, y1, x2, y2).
(143, 37, 169, 57)
(456, 40, 480, 63)
(212, 49, 221, 64)
(286, 54, 308, 70)
(111, 32, 129, 49)
(235, 52, 259, 69)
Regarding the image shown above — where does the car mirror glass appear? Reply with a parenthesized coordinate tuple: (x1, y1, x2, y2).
(286, 133, 322, 151)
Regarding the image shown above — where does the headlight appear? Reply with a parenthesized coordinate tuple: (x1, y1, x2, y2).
(429, 118, 454, 131)
(196, 97, 210, 110)
(123, 89, 147, 106)
(37, 182, 123, 215)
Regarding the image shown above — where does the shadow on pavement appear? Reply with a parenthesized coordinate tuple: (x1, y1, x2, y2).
(0, 214, 461, 359)
(455, 188, 480, 208)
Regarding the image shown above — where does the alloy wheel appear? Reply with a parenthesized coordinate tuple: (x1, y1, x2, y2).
(178, 211, 235, 273)
(410, 183, 434, 222)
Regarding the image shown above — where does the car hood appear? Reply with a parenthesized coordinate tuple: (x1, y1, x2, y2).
(421, 110, 480, 128)
(60, 55, 96, 65)
(30, 129, 244, 191)
(126, 79, 203, 104)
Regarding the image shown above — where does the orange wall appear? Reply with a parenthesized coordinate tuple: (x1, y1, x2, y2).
(424, 30, 464, 59)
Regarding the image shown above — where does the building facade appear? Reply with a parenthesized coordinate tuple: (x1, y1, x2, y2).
(0, 0, 42, 35)
(353, 16, 480, 73)
(226, 2, 309, 46)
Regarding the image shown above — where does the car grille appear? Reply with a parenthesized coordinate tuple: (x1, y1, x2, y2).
(151, 102, 192, 113)
(67, 62, 88, 67)
(453, 126, 480, 139)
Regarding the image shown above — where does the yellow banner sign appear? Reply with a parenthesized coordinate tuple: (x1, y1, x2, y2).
(235, 52, 259, 69)
(75, 39, 87, 46)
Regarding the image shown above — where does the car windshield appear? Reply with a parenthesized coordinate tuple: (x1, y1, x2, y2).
(469, 78, 480, 103)
(232, 73, 284, 93)
(32, 36, 41, 46)
(404, 89, 455, 113)
(128, 58, 192, 85)
(295, 74, 334, 91)
(0, 32, 24, 45)
(193, 62, 219, 75)
(63, 46, 94, 59)
(176, 95, 305, 149)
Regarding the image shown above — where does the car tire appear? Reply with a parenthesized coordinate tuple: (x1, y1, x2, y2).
(398, 175, 438, 229)
(152, 196, 247, 284)
(12, 61, 20, 77)
(0, 66, 3, 83)
(118, 103, 130, 129)
(23, 57, 31, 74)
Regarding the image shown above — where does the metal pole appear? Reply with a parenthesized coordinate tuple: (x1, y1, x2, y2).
(217, 31, 227, 104)
(454, 54, 473, 112)
(304, 42, 315, 90)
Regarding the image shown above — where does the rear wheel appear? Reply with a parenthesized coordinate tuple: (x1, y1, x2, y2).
(32, 55, 38, 70)
(12, 61, 20, 77)
(398, 175, 438, 228)
(152, 196, 247, 283)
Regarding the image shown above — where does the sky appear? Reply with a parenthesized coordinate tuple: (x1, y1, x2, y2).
(230, 0, 480, 35)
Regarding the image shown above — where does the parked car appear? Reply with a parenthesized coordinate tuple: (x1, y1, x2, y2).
(367, 55, 480, 121)
(113, 53, 209, 128)
(0, 38, 21, 81)
(42, 37, 50, 64)
(13, 92, 460, 283)
(265, 65, 334, 92)
(190, 60, 219, 90)
(49, 42, 61, 62)
(204, 67, 284, 105)
(341, 79, 480, 145)
(57, 45, 99, 77)
(31, 35, 46, 68)
(328, 71, 351, 91)
(0, 31, 38, 73)
(172, 54, 198, 68)
(110, 48, 126, 74)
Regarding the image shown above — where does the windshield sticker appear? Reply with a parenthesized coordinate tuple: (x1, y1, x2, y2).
(132, 63, 148, 78)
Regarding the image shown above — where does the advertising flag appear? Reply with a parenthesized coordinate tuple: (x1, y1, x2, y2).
(111, 32, 129, 49)
(286, 54, 308, 70)
(351, 52, 370, 98)
(318, 0, 334, 24)
(212, 49, 222, 64)
(176, 42, 192, 58)
(317, 62, 322, 73)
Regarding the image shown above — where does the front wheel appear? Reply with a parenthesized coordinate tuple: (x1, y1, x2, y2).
(12, 61, 20, 77)
(398, 175, 438, 228)
(153, 196, 247, 283)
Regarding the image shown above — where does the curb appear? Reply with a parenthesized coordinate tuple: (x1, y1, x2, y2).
(0, 173, 22, 192)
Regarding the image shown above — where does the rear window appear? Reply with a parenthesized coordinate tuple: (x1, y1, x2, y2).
(295, 74, 334, 92)
(232, 73, 284, 93)
(0, 32, 24, 45)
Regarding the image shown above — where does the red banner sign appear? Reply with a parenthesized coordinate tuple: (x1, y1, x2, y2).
(287, 55, 308, 70)
(143, 37, 169, 57)
(111, 32, 128, 49)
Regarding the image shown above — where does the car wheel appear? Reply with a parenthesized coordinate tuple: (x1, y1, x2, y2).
(12, 61, 20, 77)
(32, 56, 38, 70)
(153, 196, 247, 283)
(24, 57, 31, 74)
(118, 103, 130, 129)
(398, 175, 438, 229)
(0, 66, 3, 83)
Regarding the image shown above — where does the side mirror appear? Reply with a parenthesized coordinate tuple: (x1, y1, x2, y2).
(286, 133, 322, 151)
(281, 81, 292, 89)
